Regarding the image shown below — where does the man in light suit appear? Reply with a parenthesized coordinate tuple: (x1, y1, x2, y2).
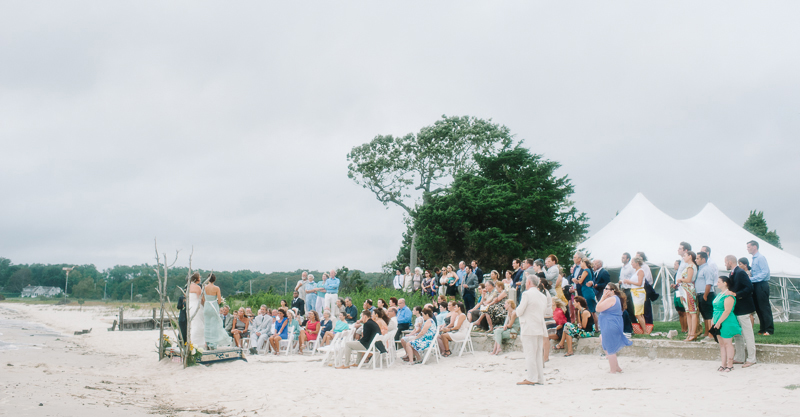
(516, 271, 548, 386)
(220, 306, 234, 337)
(249, 305, 273, 354)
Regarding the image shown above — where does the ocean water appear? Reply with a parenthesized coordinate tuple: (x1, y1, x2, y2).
(0, 314, 62, 351)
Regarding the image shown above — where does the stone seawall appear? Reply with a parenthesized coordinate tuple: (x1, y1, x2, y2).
(468, 331, 800, 364)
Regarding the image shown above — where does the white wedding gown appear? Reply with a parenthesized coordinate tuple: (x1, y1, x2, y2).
(188, 292, 205, 349)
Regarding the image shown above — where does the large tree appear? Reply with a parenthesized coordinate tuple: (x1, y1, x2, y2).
(347, 115, 514, 270)
(743, 210, 782, 249)
(413, 147, 588, 272)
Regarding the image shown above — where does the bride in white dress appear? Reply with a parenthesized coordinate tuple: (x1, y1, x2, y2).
(188, 273, 205, 349)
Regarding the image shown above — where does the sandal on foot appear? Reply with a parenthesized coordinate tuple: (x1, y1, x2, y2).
(565, 352, 574, 357)
(717, 366, 725, 372)
(722, 367, 732, 372)
(442, 350, 452, 357)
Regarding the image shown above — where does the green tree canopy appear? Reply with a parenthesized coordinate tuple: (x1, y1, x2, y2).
(413, 147, 588, 272)
(743, 210, 782, 249)
(347, 115, 515, 269)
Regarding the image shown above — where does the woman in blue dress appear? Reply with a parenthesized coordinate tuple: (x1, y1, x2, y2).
(268, 308, 289, 355)
(400, 307, 436, 365)
(596, 283, 633, 374)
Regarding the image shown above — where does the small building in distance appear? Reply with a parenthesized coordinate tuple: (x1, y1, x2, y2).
(21, 285, 63, 298)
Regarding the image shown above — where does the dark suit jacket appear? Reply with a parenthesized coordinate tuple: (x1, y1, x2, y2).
(177, 295, 187, 323)
(291, 298, 305, 316)
(730, 266, 755, 316)
(512, 268, 524, 288)
(474, 267, 484, 281)
(593, 268, 610, 299)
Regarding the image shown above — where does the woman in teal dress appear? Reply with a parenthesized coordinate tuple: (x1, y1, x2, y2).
(202, 274, 232, 350)
(401, 307, 436, 365)
(712, 275, 741, 372)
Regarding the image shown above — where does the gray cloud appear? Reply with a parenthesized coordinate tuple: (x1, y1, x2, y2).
(1, 1, 798, 272)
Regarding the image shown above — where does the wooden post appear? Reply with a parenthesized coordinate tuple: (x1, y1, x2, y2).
(153, 308, 157, 328)
(119, 307, 124, 332)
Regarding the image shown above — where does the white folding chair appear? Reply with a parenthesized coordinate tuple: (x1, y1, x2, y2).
(384, 328, 398, 367)
(354, 336, 383, 370)
(319, 330, 349, 367)
(421, 325, 441, 365)
(279, 326, 297, 355)
(452, 323, 476, 357)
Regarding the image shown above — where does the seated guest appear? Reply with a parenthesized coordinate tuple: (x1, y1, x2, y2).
(556, 296, 595, 356)
(322, 312, 351, 345)
(363, 299, 375, 313)
(245, 307, 255, 320)
(713, 275, 742, 372)
(220, 306, 234, 337)
(467, 283, 489, 323)
(336, 310, 386, 369)
(298, 310, 320, 354)
(387, 307, 399, 334)
(437, 302, 468, 357)
(268, 308, 289, 355)
(372, 309, 390, 335)
(400, 307, 437, 364)
(435, 302, 450, 327)
(402, 306, 424, 342)
(249, 305, 273, 354)
(318, 310, 333, 345)
(552, 298, 567, 343)
(344, 298, 359, 324)
(396, 298, 412, 341)
(280, 299, 289, 309)
(230, 307, 250, 348)
(335, 297, 346, 320)
(490, 300, 519, 355)
(287, 310, 301, 341)
(472, 280, 505, 331)
(389, 297, 398, 309)
(376, 299, 388, 310)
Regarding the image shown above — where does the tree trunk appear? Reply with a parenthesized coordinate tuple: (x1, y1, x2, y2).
(410, 230, 418, 271)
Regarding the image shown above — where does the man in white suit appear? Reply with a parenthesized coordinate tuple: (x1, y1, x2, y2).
(516, 271, 548, 386)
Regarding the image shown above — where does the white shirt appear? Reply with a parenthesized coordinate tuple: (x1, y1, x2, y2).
(392, 274, 402, 290)
(619, 261, 635, 289)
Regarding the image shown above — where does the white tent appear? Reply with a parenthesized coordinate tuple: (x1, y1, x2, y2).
(579, 193, 800, 321)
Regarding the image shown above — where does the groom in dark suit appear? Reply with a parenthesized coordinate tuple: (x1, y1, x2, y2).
(177, 295, 187, 344)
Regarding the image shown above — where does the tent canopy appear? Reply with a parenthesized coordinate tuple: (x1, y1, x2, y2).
(578, 193, 800, 278)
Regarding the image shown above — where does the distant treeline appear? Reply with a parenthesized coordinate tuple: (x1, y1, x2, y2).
(0, 257, 387, 301)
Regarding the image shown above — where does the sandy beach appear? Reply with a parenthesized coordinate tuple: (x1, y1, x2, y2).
(1, 303, 799, 417)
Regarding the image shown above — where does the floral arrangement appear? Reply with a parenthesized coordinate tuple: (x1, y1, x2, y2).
(162, 334, 172, 349)
(186, 343, 204, 366)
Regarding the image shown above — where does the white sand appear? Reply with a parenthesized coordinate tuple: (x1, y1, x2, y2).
(2, 303, 799, 416)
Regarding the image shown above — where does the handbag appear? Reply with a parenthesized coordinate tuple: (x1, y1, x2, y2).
(709, 325, 720, 343)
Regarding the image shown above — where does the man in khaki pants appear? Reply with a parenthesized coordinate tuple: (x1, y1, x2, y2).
(516, 271, 548, 385)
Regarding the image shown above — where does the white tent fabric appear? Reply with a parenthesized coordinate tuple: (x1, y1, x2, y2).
(579, 193, 800, 278)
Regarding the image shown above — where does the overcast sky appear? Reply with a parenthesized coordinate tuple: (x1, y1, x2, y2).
(2, 1, 798, 273)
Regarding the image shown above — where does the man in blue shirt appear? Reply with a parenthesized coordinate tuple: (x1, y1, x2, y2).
(321, 269, 341, 319)
(747, 241, 773, 335)
(396, 298, 412, 341)
(456, 261, 467, 297)
(695, 252, 717, 340)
